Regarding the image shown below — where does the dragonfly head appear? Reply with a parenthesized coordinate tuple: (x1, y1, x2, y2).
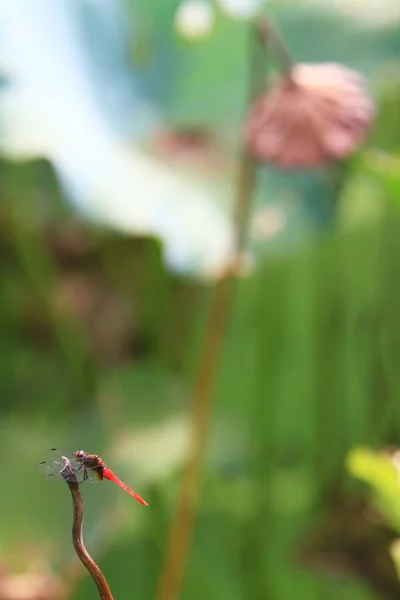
(75, 450, 85, 460)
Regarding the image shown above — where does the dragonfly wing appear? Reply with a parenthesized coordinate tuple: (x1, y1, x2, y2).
(70, 466, 100, 484)
(85, 469, 103, 484)
(37, 460, 64, 482)
(44, 448, 76, 462)
(38, 449, 83, 481)
(74, 466, 103, 484)
(38, 449, 103, 485)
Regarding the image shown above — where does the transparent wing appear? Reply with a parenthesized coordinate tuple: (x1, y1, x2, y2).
(41, 448, 77, 463)
(37, 448, 102, 484)
(37, 448, 81, 482)
(37, 460, 65, 483)
(72, 466, 103, 484)
(85, 472, 103, 484)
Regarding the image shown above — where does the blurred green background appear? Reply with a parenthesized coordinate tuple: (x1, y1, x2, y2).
(2, 1, 400, 600)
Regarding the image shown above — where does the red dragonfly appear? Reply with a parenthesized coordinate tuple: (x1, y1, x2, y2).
(38, 449, 148, 506)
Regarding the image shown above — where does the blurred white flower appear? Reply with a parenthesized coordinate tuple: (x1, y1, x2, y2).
(0, 0, 233, 279)
(216, 0, 264, 20)
(175, 0, 215, 39)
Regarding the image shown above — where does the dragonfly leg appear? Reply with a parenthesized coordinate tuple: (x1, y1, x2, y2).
(83, 466, 89, 482)
(72, 462, 84, 484)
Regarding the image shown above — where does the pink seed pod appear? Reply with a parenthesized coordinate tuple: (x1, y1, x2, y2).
(246, 62, 375, 168)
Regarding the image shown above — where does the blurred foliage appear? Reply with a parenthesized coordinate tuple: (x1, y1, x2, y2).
(347, 448, 400, 532)
(2, 3, 400, 600)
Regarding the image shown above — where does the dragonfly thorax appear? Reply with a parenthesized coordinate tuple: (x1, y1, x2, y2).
(74, 451, 106, 473)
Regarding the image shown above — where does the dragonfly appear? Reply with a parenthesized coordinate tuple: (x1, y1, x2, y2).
(38, 449, 148, 506)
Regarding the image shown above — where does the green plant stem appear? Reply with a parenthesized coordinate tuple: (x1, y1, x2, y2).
(154, 23, 261, 600)
(254, 16, 294, 77)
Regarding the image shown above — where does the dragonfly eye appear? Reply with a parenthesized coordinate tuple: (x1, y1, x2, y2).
(76, 450, 84, 459)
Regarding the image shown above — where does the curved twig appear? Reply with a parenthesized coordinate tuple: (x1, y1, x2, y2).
(60, 459, 114, 600)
